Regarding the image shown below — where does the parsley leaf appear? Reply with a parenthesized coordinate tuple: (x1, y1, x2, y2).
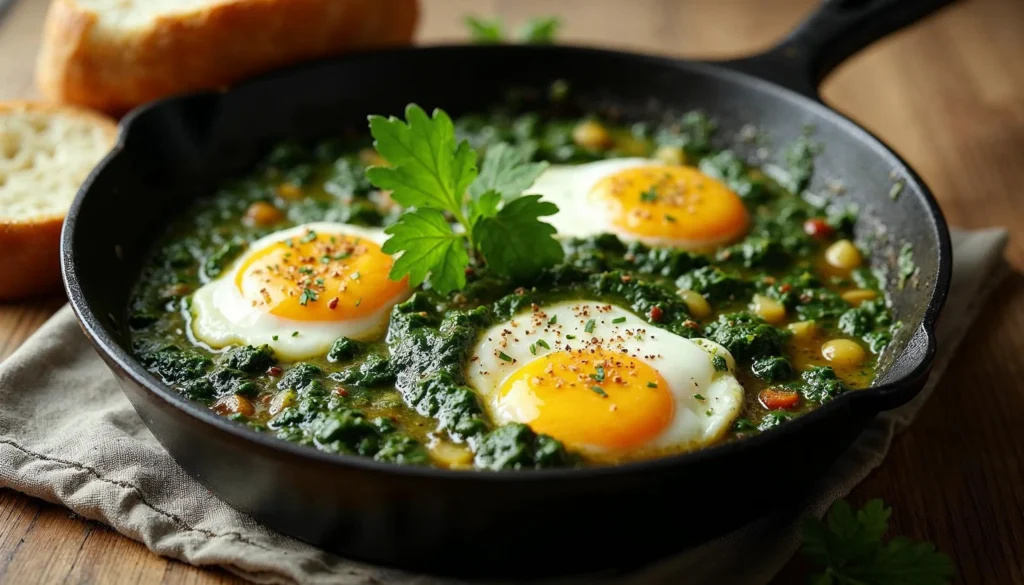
(381, 208, 468, 294)
(802, 499, 954, 585)
(367, 105, 477, 213)
(465, 16, 504, 44)
(519, 17, 561, 44)
(473, 195, 563, 279)
(368, 105, 562, 292)
(469, 142, 548, 200)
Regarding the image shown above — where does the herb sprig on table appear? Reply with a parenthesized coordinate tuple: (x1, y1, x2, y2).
(801, 499, 954, 585)
(366, 104, 563, 294)
(465, 15, 561, 44)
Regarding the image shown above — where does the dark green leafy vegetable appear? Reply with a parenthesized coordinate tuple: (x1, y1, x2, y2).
(473, 423, 573, 470)
(224, 345, 276, 374)
(676, 266, 753, 303)
(751, 356, 794, 382)
(327, 337, 365, 363)
(704, 312, 788, 361)
(799, 366, 850, 404)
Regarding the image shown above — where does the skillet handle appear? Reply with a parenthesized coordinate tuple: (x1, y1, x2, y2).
(717, 0, 958, 98)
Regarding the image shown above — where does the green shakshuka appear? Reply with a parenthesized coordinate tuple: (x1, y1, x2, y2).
(128, 100, 901, 470)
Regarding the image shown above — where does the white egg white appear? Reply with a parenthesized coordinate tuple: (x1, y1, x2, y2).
(189, 222, 407, 361)
(524, 157, 652, 240)
(466, 300, 745, 454)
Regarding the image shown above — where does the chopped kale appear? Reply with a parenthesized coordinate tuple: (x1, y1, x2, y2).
(654, 111, 716, 155)
(327, 337, 365, 363)
(704, 312, 788, 361)
(404, 371, 488, 441)
(758, 410, 793, 432)
(625, 241, 707, 278)
(731, 236, 789, 269)
(140, 344, 211, 384)
(780, 134, 820, 193)
(676, 266, 753, 303)
(224, 344, 276, 374)
(751, 356, 794, 382)
(330, 354, 396, 388)
(277, 363, 324, 395)
(698, 150, 768, 201)
(799, 366, 850, 404)
(473, 423, 573, 471)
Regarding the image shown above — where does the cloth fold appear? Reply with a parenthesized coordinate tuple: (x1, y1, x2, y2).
(0, 227, 1009, 585)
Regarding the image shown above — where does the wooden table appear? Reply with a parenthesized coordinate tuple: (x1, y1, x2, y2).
(2, 0, 1023, 583)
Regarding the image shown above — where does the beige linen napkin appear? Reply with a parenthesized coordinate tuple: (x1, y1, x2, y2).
(0, 227, 1009, 585)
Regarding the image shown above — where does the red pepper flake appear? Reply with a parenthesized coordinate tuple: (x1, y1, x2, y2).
(803, 217, 834, 239)
(335, 387, 349, 397)
(464, 266, 475, 277)
(266, 366, 283, 377)
(648, 305, 664, 322)
(620, 274, 632, 283)
(779, 283, 792, 293)
(327, 297, 339, 310)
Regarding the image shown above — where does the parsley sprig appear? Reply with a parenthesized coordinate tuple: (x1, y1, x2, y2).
(465, 16, 561, 44)
(802, 499, 954, 585)
(367, 105, 562, 294)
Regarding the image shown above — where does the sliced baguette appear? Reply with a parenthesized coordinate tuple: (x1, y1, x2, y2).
(0, 101, 117, 300)
(36, 0, 420, 115)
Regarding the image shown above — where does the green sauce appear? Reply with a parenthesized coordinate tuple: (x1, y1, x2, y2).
(128, 104, 897, 470)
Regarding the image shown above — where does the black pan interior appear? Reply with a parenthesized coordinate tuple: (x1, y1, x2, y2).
(63, 45, 951, 577)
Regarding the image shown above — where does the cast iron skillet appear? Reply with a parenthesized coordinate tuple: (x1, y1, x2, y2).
(62, 0, 955, 579)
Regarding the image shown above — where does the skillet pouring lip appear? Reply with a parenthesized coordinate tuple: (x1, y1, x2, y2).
(61, 43, 953, 482)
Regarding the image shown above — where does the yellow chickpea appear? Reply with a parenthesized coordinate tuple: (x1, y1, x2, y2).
(244, 201, 284, 227)
(678, 289, 711, 319)
(429, 442, 474, 469)
(751, 294, 786, 324)
(275, 182, 303, 200)
(824, 239, 862, 271)
(654, 145, 685, 166)
(268, 389, 296, 416)
(841, 289, 878, 306)
(787, 320, 817, 340)
(821, 339, 866, 368)
(212, 394, 255, 417)
(572, 120, 613, 151)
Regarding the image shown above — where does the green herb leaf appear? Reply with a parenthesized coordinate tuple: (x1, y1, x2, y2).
(584, 319, 596, 333)
(465, 16, 504, 44)
(466, 189, 502, 226)
(381, 208, 468, 294)
(537, 339, 550, 350)
(590, 365, 606, 383)
(897, 243, 917, 290)
(473, 195, 564, 279)
(802, 499, 954, 585)
(469, 142, 548, 200)
(367, 104, 477, 211)
(498, 351, 513, 362)
(518, 17, 561, 44)
(589, 385, 608, 397)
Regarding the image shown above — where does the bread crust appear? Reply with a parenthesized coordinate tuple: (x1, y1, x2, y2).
(0, 101, 117, 300)
(36, 0, 421, 115)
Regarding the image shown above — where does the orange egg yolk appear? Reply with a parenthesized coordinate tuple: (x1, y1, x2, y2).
(234, 229, 407, 321)
(497, 347, 674, 451)
(589, 164, 749, 248)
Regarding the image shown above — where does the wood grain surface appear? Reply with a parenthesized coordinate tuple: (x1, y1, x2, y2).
(2, 0, 1023, 583)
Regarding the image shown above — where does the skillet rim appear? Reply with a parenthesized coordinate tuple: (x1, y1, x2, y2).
(61, 43, 953, 482)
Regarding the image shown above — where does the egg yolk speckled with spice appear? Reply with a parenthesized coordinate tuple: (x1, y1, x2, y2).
(590, 164, 749, 249)
(234, 229, 405, 320)
(497, 348, 675, 451)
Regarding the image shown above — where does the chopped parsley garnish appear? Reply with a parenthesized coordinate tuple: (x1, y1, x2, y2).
(529, 343, 537, 355)
(548, 315, 557, 325)
(711, 354, 728, 372)
(498, 351, 513, 362)
(291, 331, 299, 337)
(589, 365, 606, 383)
(300, 230, 317, 243)
(272, 335, 279, 341)
(733, 418, 756, 432)
(350, 271, 360, 280)
(299, 288, 318, 306)
(664, 214, 677, 222)
(298, 266, 314, 275)
(693, 393, 705, 400)
(589, 385, 608, 397)
(647, 381, 658, 388)
(537, 339, 550, 350)
(566, 334, 576, 340)
(889, 180, 905, 200)
(584, 319, 596, 333)
(355, 297, 362, 307)
(640, 188, 658, 203)
(612, 316, 627, 324)
(897, 243, 917, 290)
(366, 105, 563, 294)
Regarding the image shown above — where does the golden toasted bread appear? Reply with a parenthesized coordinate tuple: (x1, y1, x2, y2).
(0, 101, 117, 300)
(36, 0, 421, 115)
